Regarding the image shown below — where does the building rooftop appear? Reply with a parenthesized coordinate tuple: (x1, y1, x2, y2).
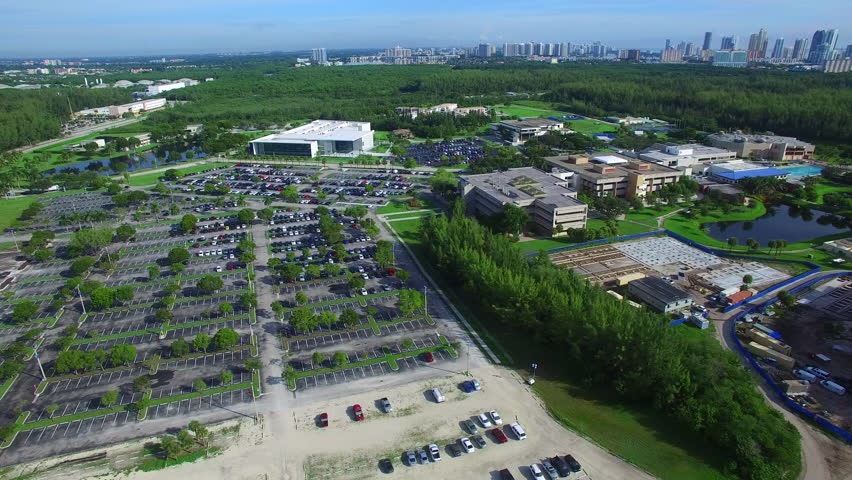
(630, 276, 691, 303)
(545, 154, 681, 179)
(708, 132, 814, 149)
(462, 167, 585, 209)
(714, 168, 790, 181)
(497, 118, 563, 129)
(251, 120, 372, 143)
(640, 143, 733, 163)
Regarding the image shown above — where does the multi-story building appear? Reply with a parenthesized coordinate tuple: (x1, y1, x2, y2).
(250, 120, 374, 157)
(702, 32, 713, 51)
(384, 46, 412, 58)
(706, 161, 791, 184)
(625, 49, 641, 61)
(822, 59, 852, 73)
(771, 38, 785, 59)
(491, 118, 563, 145)
(747, 28, 769, 59)
(145, 82, 185, 96)
(311, 48, 328, 64)
(639, 143, 737, 169)
(395, 104, 487, 120)
(792, 38, 810, 60)
(846, 44, 852, 58)
(660, 48, 683, 63)
(543, 154, 685, 199)
(459, 167, 588, 236)
(720, 35, 738, 50)
(712, 50, 748, 67)
(809, 29, 839, 63)
(706, 133, 816, 162)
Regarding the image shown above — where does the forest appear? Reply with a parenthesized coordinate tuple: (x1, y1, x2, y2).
(419, 205, 801, 480)
(2, 61, 851, 154)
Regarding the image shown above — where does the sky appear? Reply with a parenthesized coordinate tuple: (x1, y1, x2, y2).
(1, 0, 851, 57)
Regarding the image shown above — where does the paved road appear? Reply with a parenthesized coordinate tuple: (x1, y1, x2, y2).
(13, 117, 145, 154)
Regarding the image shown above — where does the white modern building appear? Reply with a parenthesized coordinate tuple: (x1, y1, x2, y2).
(639, 143, 737, 169)
(250, 120, 374, 157)
(74, 98, 166, 118)
(146, 82, 186, 96)
(491, 118, 564, 145)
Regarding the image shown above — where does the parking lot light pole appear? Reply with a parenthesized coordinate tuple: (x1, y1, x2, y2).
(529, 363, 538, 385)
(34, 352, 46, 381)
(76, 286, 86, 315)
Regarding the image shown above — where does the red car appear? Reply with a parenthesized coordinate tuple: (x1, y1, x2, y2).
(319, 412, 329, 428)
(423, 352, 434, 363)
(352, 404, 364, 421)
(490, 428, 508, 444)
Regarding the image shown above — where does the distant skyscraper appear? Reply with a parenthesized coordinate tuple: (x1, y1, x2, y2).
(703, 32, 713, 51)
(477, 43, 493, 57)
(846, 44, 852, 58)
(685, 42, 697, 56)
(809, 29, 840, 63)
(311, 48, 327, 64)
(660, 48, 684, 63)
(747, 28, 769, 58)
(792, 38, 809, 60)
(771, 38, 785, 58)
(720, 36, 737, 50)
(665, 39, 671, 50)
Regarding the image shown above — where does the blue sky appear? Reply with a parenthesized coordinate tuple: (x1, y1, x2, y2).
(1, 0, 850, 57)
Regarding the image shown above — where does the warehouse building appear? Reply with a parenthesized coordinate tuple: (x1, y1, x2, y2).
(491, 118, 564, 145)
(459, 167, 588, 236)
(250, 120, 374, 157)
(706, 160, 790, 184)
(627, 276, 694, 313)
(544, 154, 685, 199)
(707, 133, 815, 162)
(639, 143, 737, 169)
(145, 82, 186, 96)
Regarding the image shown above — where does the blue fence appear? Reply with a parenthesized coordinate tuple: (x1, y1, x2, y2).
(728, 272, 852, 443)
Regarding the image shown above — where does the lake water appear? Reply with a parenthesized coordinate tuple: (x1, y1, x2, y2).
(48, 149, 207, 176)
(704, 204, 850, 245)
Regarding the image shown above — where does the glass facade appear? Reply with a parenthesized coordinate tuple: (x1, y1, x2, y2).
(257, 142, 313, 156)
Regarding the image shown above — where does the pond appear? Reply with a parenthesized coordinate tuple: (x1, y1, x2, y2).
(704, 204, 850, 245)
(46, 148, 207, 176)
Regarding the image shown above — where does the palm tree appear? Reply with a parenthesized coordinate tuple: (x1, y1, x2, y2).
(726, 237, 737, 252)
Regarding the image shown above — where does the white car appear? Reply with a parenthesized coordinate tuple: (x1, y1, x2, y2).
(489, 410, 503, 425)
(478, 413, 493, 428)
(215, 266, 222, 272)
(459, 437, 475, 454)
(530, 464, 545, 480)
(360, 288, 368, 296)
(428, 444, 441, 461)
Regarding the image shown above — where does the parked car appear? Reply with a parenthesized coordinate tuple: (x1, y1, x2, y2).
(472, 378, 481, 390)
(478, 412, 493, 428)
(471, 435, 486, 449)
(490, 428, 508, 444)
(431, 388, 445, 403)
(499, 468, 516, 480)
(428, 443, 441, 461)
(509, 422, 527, 440)
(378, 458, 394, 473)
(462, 419, 478, 434)
(318, 412, 328, 428)
(380, 397, 392, 413)
(405, 451, 417, 466)
(550, 456, 571, 477)
(417, 449, 429, 464)
(489, 410, 503, 425)
(352, 404, 364, 421)
(423, 351, 434, 363)
(460, 437, 475, 453)
(461, 381, 476, 393)
(447, 443, 462, 457)
(530, 464, 545, 480)
(541, 459, 559, 479)
(805, 366, 830, 379)
(564, 455, 582, 473)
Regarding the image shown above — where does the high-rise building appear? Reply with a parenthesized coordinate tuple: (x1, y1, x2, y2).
(747, 28, 769, 59)
(771, 38, 785, 59)
(311, 48, 328, 64)
(477, 43, 494, 57)
(660, 48, 684, 63)
(845, 44, 852, 58)
(384, 46, 412, 57)
(720, 36, 737, 50)
(703, 32, 713, 51)
(792, 38, 809, 60)
(626, 49, 641, 61)
(592, 42, 607, 58)
(713, 50, 748, 68)
(809, 29, 840, 63)
(665, 39, 671, 50)
(782, 47, 793, 59)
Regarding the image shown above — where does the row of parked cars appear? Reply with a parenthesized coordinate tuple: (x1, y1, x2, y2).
(499, 454, 582, 479)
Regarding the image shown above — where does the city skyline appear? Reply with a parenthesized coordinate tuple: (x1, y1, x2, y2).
(1, 0, 851, 56)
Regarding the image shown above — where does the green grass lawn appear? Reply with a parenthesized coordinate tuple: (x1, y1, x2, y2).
(626, 204, 682, 222)
(566, 119, 619, 135)
(374, 131, 391, 142)
(514, 220, 656, 255)
(20, 131, 161, 173)
(128, 161, 233, 186)
(376, 195, 435, 215)
(813, 180, 852, 203)
(491, 104, 566, 118)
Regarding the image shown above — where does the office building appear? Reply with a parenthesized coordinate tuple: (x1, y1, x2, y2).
(459, 167, 588, 236)
(625, 49, 641, 61)
(747, 28, 769, 59)
(311, 48, 328, 64)
(628, 276, 693, 313)
(702, 32, 713, 51)
(706, 161, 791, 184)
(822, 59, 852, 73)
(713, 50, 748, 67)
(720, 35, 737, 50)
(491, 118, 563, 145)
(639, 143, 737, 169)
(665, 39, 672, 50)
(384, 46, 412, 58)
(792, 38, 810, 60)
(707, 133, 815, 161)
(544, 154, 685, 199)
(846, 45, 852, 58)
(771, 38, 785, 59)
(476, 43, 495, 57)
(250, 120, 374, 157)
(395, 103, 487, 120)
